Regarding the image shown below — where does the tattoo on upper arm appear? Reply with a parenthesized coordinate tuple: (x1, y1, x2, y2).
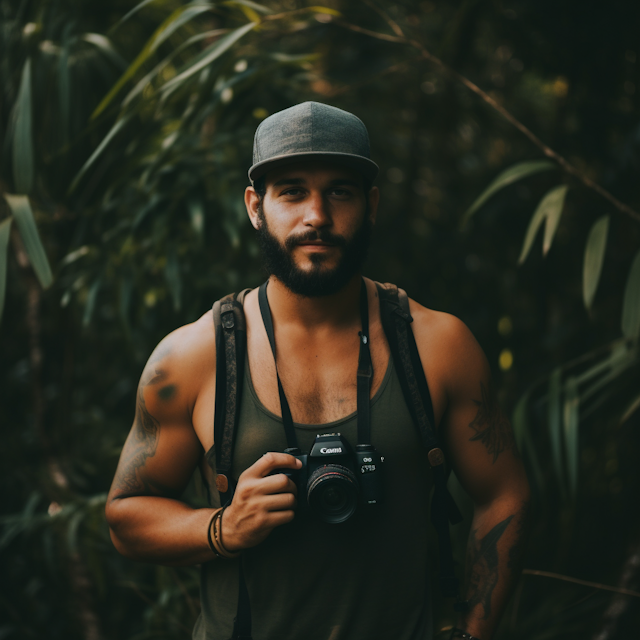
(112, 359, 179, 499)
(468, 382, 519, 463)
(466, 514, 514, 619)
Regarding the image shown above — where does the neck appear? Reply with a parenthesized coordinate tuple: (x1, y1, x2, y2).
(266, 274, 362, 329)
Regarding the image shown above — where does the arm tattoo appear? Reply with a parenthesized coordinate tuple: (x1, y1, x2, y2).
(468, 382, 518, 463)
(466, 514, 514, 619)
(112, 381, 175, 499)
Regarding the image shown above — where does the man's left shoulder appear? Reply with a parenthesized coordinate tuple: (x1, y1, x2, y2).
(407, 297, 488, 386)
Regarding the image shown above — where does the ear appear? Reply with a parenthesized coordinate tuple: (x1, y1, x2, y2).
(367, 186, 380, 225)
(245, 186, 261, 230)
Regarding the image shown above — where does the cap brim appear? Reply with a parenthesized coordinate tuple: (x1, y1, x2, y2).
(248, 151, 379, 183)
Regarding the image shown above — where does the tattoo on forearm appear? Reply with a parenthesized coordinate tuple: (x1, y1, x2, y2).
(465, 514, 514, 619)
(507, 500, 532, 574)
(468, 382, 519, 463)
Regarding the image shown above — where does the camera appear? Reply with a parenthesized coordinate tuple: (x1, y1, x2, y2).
(275, 433, 384, 524)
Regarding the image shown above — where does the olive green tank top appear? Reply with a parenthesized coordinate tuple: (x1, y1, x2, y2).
(194, 354, 434, 640)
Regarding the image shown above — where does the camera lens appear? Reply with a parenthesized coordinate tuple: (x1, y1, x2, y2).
(307, 464, 359, 524)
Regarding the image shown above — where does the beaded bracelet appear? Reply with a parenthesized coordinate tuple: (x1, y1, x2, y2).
(450, 628, 482, 640)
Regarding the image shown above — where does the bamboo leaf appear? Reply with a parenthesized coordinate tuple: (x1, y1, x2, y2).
(621, 250, 640, 341)
(160, 21, 257, 96)
(122, 29, 228, 107)
(542, 185, 568, 255)
(580, 346, 635, 404)
(81, 34, 127, 69)
(621, 394, 640, 425)
(4, 195, 53, 288)
(69, 115, 131, 193)
(582, 215, 609, 310)
(547, 367, 565, 497)
(118, 0, 160, 26)
(223, 0, 274, 15)
(13, 58, 34, 194)
(519, 185, 568, 264)
(307, 6, 342, 16)
(93, 5, 214, 118)
(461, 160, 556, 229)
(83, 278, 102, 327)
(563, 377, 580, 498)
(0, 217, 13, 323)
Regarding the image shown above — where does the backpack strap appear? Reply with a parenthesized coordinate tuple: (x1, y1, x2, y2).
(376, 282, 467, 610)
(212, 289, 250, 505)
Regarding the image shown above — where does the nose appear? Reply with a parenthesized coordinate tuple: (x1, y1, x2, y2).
(301, 191, 331, 228)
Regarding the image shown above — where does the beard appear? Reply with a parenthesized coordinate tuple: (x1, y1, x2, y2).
(256, 204, 372, 297)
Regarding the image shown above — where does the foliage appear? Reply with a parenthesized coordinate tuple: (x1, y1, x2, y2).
(1, 0, 640, 639)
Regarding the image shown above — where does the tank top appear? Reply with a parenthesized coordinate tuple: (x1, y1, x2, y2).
(194, 351, 434, 640)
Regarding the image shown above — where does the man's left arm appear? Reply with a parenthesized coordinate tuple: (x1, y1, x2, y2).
(411, 307, 531, 639)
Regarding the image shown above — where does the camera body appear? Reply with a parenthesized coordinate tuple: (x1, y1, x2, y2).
(277, 433, 384, 524)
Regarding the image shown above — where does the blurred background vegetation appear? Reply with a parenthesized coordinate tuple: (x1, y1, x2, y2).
(1, 0, 639, 638)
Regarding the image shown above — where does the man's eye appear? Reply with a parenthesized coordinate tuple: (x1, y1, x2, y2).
(282, 188, 303, 196)
(330, 188, 351, 197)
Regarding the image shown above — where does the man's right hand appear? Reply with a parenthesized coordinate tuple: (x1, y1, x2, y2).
(222, 452, 302, 552)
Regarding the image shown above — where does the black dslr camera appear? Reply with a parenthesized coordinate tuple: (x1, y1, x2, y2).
(276, 433, 384, 524)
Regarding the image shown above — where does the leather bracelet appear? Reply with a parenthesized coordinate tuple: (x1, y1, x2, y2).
(207, 508, 223, 558)
(211, 506, 241, 559)
(450, 628, 482, 640)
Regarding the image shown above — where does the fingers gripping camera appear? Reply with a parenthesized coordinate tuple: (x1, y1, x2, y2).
(274, 433, 384, 524)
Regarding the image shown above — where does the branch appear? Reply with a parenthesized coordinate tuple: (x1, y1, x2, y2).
(335, 17, 640, 224)
(522, 569, 640, 598)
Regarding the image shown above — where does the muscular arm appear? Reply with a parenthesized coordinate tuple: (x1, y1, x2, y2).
(105, 325, 215, 566)
(411, 306, 531, 639)
(105, 314, 300, 566)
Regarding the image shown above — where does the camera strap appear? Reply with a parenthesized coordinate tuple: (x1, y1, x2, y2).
(257, 278, 374, 448)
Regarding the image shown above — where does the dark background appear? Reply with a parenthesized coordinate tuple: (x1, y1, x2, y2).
(1, 1, 639, 638)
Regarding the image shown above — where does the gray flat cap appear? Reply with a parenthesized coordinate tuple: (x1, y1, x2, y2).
(248, 101, 379, 183)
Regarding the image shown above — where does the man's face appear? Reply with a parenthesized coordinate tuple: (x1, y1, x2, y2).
(246, 161, 378, 297)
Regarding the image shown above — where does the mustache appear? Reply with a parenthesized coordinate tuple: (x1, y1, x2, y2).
(284, 229, 347, 251)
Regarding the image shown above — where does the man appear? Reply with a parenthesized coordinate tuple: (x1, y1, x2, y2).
(105, 102, 531, 640)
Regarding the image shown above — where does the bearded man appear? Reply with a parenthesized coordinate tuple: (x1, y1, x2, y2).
(105, 102, 531, 640)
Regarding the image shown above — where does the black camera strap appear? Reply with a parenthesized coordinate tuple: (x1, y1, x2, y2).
(257, 278, 374, 448)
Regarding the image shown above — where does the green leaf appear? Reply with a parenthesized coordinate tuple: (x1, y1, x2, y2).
(122, 29, 228, 107)
(621, 394, 640, 425)
(160, 21, 257, 97)
(518, 185, 568, 264)
(563, 376, 580, 498)
(621, 250, 640, 341)
(307, 6, 342, 16)
(118, 0, 161, 26)
(580, 344, 634, 404)
(13, 58, 34, 194)
(69, 115, 131, 193)
(223, 0, 274, 15)
(0, 217, 13, 323)
(582, 215, 609, 310)
(83, 278, 102, 327)
(461, 160, 556, 229)
(93, 4, 214, 118)
(547, 367, 565, 497)
(3, 195, 53, 288)
(81, 34, 127, 69)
